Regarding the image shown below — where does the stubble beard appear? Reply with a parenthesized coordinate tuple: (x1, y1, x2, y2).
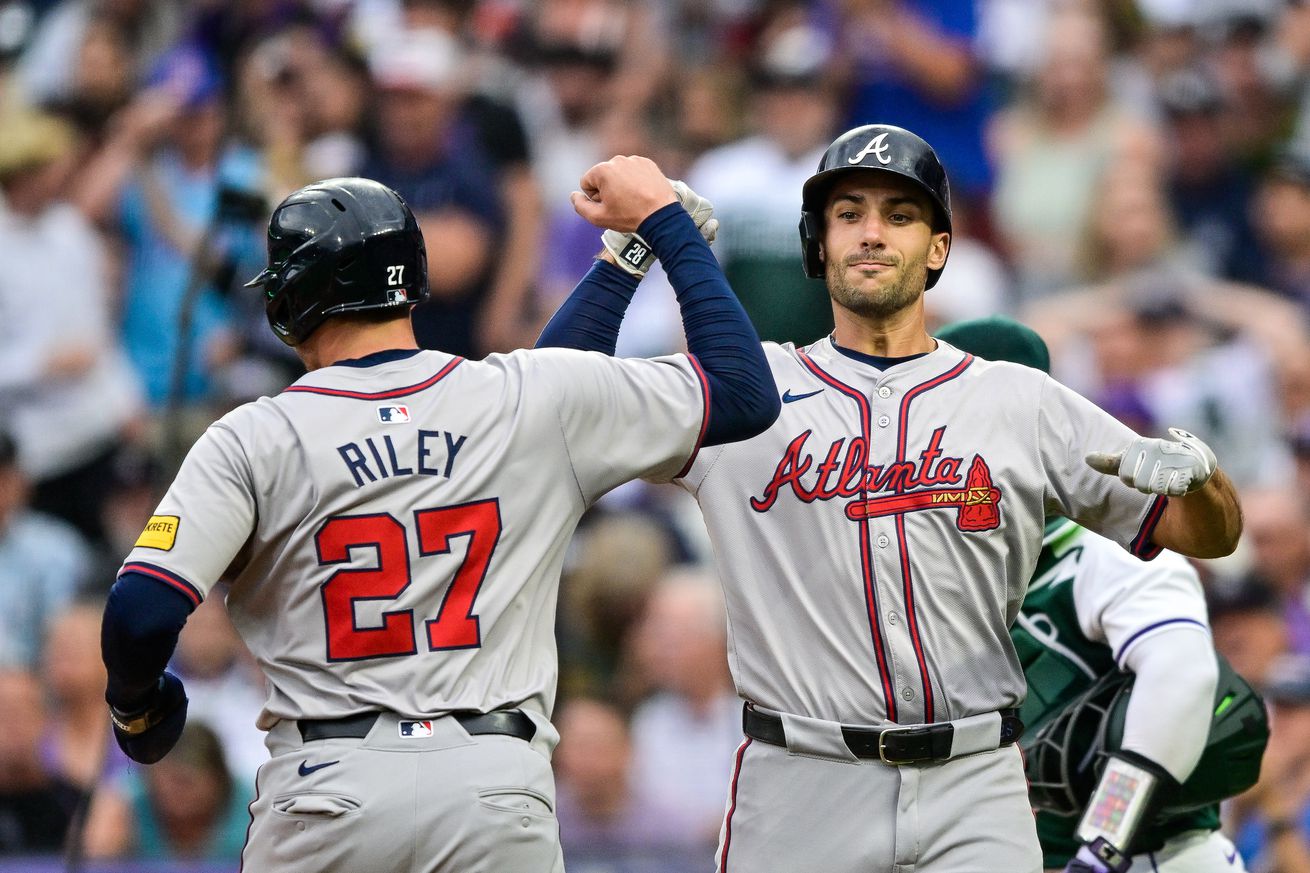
(826, 250, 929, 319)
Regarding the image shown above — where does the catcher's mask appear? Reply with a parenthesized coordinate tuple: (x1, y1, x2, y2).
(798, 123, 952, 286)
(1024, 653, 1268, 818)
(245, 177, 429, 346)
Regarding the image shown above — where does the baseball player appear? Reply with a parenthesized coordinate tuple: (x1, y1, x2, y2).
(98, 162, 778, 873)
(938, 317, 1267, 873)
(536, 124, 1243, 872)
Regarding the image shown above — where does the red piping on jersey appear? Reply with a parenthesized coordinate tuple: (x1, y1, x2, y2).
(719, 737, 751, 873)
(798, 350, 897, 722)
(1130, 495, 1168, 561)
(120, 562, 203, 607)
(675, 354, 711, 479)
(283, 356, 463, 399)
(893, 353, 974, 723)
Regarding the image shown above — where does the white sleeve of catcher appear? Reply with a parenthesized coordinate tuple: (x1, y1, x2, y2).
(1118, 628, 1219, 783)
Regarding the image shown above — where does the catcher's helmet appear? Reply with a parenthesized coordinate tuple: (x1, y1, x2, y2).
(245, 178, 428, 346)
(799, 124, 952, 287)
(1024, 653, 1268, 820)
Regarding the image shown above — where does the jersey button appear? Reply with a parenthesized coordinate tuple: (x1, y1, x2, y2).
(887, 611, 898, 625)
(877, 386, 892, 399)
(877, 415, 891, 428)
(876, 534, 890, 548)
(901, 688, 914, 701)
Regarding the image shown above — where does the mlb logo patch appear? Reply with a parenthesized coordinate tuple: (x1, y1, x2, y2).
(399, 720, 433, 738)
(388, 289, 408, 305)
(377, 405, 411, 424)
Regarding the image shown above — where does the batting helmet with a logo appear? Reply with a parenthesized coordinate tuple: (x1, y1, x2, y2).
(799, 124, 952, 286)
(245, 178, 429, 346)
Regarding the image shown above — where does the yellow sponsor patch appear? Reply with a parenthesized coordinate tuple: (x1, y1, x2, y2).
(135, 515, 180, 551)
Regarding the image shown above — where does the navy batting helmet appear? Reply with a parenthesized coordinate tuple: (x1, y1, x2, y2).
(799, 124, 952, 287)
(245, 178, 429, 346)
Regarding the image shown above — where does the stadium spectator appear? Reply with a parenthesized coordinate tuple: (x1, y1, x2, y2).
(0, 667, 82, 856)
(1228, 654, 1310, 872)
(0, 428, 93, 669)
(989, 4, 1159, 300)
(360, 26, 512, 358)
(1240, 488, 1310, 654)
(39, 599, 128, 790)
(169, 588, 267, 786)
(83, 721, 251, 862)
(553, 697, 663, 855)
(1209, 578, 1290, 692)
(0, 108, 143, 545)
(1251, 151, 1310, 311)
(625, 568, 740, 852)
(74, 43, 258, 413)
(684, 19, 839, 345)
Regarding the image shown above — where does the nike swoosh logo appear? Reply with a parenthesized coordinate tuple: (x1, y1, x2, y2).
(298, 759, 339, 777)
(782, 389, 824, 403)
(1226, 849, 1238, 865)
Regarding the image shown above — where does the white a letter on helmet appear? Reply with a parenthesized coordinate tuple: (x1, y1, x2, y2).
(848, 133, 892, 166)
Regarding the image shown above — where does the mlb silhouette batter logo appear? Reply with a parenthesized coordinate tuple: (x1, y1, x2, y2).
(399, 720, 433, 738)
(377, 405, 411, 423)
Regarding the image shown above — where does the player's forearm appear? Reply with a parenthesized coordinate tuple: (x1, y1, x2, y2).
(534, 258, 639, 354)
(1151, 467, 1242, 558)
(637, 204, 780, 443)
(101, 572, 194, 707)
(1119, 628, 1218, 782)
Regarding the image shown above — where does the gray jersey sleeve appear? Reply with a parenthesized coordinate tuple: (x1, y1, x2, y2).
(525, 348, 707, 502)
(119, 420, 256, 601)
(1037, 375, 1163, 553)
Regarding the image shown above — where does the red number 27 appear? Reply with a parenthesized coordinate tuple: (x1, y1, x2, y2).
(315, 500, 502, 661)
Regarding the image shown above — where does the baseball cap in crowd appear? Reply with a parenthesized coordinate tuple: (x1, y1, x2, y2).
(750, 23, 831, 89)
(146, 44, 224, 109)
(370, 27, 463, 92)
(0, 109, 76, 181)
(1263, 653, 1310, 705)
(1158, 67, 1223, 118)
(935, 316, 1051, 374)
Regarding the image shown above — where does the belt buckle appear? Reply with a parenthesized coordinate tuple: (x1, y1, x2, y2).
(877, 724, 914, 764)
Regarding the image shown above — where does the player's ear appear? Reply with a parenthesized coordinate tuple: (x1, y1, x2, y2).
(927, 232, 949, 271)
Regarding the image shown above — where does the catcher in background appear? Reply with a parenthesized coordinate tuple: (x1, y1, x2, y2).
(937, 317, 1268, 873)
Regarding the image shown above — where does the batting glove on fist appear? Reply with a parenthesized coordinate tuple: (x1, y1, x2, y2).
(1086, 427, 1218, 497)
(602, 179, 719, 278)
(1065, 838, 1131, 873)
(108, 671, 189, 764)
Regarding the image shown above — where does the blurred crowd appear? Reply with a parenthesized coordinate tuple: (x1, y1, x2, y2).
(4, 0, 1310, 870)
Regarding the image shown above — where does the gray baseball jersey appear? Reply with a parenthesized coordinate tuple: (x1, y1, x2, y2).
(120, 347, 708, 731)
(680, 337, 1164, 727)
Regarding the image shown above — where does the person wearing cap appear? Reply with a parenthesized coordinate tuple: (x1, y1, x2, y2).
(0, 107, 144, 545)
(361, 26, 542, 358)
(540, 123, 1242, 872)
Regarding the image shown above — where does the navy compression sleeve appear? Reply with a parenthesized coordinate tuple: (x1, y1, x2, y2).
(537, 203, 779, 445)
(101, 572, 195, 708)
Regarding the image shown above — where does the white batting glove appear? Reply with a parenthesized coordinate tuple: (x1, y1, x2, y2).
(1086, 427, 1218, 497)
(602, 179, 719, 278)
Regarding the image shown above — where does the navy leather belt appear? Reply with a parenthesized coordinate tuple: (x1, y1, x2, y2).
(298, 710, 536, 743)
(742, 705, 1023, 765)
